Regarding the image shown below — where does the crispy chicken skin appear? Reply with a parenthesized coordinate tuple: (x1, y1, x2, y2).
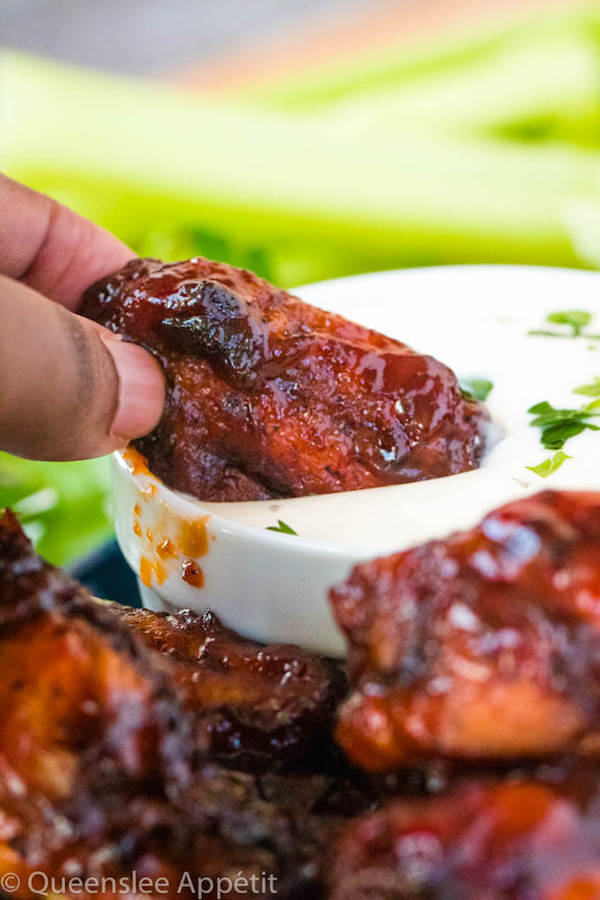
(328, 769, 600, 900)
(81, 257, 487, 501)
(111, 605, 345, 771)
(0, 511, 348, 898)
(0, 510, 189, 800)
(331, 491, 600, 772)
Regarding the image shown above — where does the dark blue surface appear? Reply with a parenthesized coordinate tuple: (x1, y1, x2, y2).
(70, 539, 142, 607)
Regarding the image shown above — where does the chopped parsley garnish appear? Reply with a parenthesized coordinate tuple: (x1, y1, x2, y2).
(529, 309, 600, 340)
(527, 451, 571, 479)
(574, 376, 600, 398)
(459, 377, 494, 403)
(547, 310, 592, 335)
(266, 519, 298, 535)
(528, 399, 600, 449)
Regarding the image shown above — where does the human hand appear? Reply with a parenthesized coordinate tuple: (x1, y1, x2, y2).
(0, 175, 165, 460)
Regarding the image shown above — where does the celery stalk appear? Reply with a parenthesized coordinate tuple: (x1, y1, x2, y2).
(243, 4, 600, 112)
(326, 33, 600, 147)
(3, 53, 600, 284)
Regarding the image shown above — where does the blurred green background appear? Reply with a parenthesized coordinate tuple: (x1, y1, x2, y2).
(2, 0, 600, 564)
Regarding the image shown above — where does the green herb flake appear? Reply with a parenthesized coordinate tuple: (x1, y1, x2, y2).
(547, 310, 592, 333)
(528, 309, 597, 340)
(574, 377, 600, 398)
(527, 451, 571, 479)
(528, 396, 600, 450)
(459, 378, 494, 402)
(266, 519, 298, 535)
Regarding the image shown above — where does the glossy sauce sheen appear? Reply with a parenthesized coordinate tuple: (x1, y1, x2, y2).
(111, 606, 345, 771)
(331, 490, 600, 771)
(82, 258, 488, 501)
(0, 511, 356, 897)
(329, 770, 600, 899)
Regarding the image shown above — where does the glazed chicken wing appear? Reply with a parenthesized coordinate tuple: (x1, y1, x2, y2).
(328, 767, 600, 900)
(112, 605, 345, 771)
(331, 491, 600, 772)
(0, 510, 196, 896)
(0, 510, 188, 801)
(0, 511, 346, 898)
(81, 258, 487, 501)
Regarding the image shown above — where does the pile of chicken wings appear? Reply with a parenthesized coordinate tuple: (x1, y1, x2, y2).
(1, 489, 600, 899)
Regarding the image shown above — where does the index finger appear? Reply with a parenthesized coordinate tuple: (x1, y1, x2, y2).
(0, 174, 134, 310)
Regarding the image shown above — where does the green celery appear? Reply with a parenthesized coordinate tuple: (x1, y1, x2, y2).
(4, 53, 600, 286)
(323, 33, 600, 148)
(240, 4, 600, 111)
(0, 453, 112, 565)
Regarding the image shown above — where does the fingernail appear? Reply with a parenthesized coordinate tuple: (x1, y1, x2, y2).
(102, 339, 165, 439)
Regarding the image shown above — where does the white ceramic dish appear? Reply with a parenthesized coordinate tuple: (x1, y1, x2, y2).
(112, 265, 600, 656)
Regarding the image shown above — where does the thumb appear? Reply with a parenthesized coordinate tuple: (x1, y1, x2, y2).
(0, 275, 165, 460)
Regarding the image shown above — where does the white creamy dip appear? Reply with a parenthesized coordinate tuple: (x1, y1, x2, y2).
(193, 265, 600, 555)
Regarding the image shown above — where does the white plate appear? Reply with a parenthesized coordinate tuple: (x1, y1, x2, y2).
(111, 265, 600, 656)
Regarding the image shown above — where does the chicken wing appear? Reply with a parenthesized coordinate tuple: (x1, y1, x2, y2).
(112, 605, 345, 771)
(328, 766, 600, 899)
(81, 258, 487, 501)
(0, 511, 347, 898)
(331, 491, 600, 771)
